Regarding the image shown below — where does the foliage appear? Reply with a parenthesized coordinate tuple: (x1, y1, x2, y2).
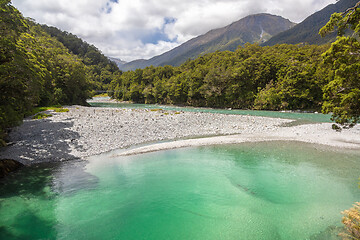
(319, 1, 360, 126)
(341, 202, 360, 240)
(30, 107, 69, 114)
(0, 1, 91, 144)
(1, 0, 34, 131)
(28, 106, 59, 115)
(92, 93, 109, 98)
(109, 44, 331, 110)
(40, 25, 122, 90)
(32, 113, 52, 119)
(53, 108, 69, 113)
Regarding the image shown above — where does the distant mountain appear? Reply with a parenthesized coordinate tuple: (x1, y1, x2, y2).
(120, 13, 295, 71)
(263, 0, 359, 46)
(108, 57, 127, 68)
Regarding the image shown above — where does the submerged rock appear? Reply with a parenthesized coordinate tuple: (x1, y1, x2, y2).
(0, 159, 23, 178)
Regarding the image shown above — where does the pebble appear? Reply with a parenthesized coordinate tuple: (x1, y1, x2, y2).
(5, 105, 359, 165)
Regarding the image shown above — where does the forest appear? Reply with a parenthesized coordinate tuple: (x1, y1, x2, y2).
(109, 4, 360, 127)
(109, 44, 330, 111)
(1, 0, 360, 146)
(0, 0, 121, 145)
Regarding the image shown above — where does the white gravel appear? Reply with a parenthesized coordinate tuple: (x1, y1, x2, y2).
(1, 105, 359, 165)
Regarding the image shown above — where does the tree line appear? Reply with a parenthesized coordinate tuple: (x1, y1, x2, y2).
(109, 3, 360, 127)
(109, 44, 330, 111)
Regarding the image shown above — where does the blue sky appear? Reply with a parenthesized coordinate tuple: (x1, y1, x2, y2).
(12, 0, 336, 62)
(141, 17, 177, 44)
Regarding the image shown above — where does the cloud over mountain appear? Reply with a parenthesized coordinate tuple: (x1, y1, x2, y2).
(12, 0, 336, 61)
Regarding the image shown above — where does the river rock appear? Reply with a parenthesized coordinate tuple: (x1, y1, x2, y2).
(0, 159, 24, 178)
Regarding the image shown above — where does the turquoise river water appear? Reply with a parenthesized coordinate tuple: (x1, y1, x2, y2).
(89, 99, 332, 124)
(1, 141, 359, 239)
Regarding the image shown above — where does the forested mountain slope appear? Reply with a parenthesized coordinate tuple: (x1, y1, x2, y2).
(0, 1, 119, 145)
(263, 0, 359, 46)
(41, 25, 121, 89)
(120, 14, 295, 71)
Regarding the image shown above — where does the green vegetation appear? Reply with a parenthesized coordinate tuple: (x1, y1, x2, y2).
(32, 113, 52, 119)
(53, 108, 69, 113)
(109, 44, 331, 111)
(320, 1, 360, 126)
(1, 0, 360, 149)
(0, 1, 101, 143)
(40, 25, 121, 91)
(27, 106, 58, 115)
(28, 105, 68, 119)
(92, 93, 109, 98)
(110, 1, 360, 126)
(324, 5, 360, 238)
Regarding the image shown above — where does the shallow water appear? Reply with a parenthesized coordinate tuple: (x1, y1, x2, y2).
(1, 141, 359, 239)
(89, 99, 332, 123)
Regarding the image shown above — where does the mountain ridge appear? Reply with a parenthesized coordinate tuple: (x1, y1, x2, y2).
(108, 57, 127, 68)
(120, 13, 295, 71)
(262, 0, 359, 46)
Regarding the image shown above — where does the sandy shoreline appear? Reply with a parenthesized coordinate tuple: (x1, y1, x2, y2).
(1, 105, 360, 165)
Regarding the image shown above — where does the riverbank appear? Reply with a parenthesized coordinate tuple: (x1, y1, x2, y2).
(0, 105, 359, 165)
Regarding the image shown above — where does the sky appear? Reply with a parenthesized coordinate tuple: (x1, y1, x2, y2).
(12, 0, 336, 62)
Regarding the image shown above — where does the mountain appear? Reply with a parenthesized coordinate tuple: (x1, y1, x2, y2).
(120, 13, 295, 71)
(108, 57, 127, 68)
(263, 0, 359, 46)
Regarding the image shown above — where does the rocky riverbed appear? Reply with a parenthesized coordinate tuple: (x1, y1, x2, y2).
(1, 105, 360, 165)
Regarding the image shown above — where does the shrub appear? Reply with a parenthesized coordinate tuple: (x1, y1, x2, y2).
(32, 113, 52, 119)
(53, 108, 69, 113)
(341, 202, 360, 240)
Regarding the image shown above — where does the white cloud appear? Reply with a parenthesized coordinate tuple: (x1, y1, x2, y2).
(12, 0, 336, 62)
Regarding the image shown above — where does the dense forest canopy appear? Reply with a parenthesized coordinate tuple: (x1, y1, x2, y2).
(319, 1, 360, 125)
(40, 25, 121, 90)
(109, 44, 331, 111)
(0, 0, 121, 145)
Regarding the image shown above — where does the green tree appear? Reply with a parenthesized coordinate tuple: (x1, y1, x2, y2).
(0, 0, 39, 144)
(41, 25, 121, 91)
(319, 1, 360, 126)
(109, 43, 330, 111)
(0, 1, 92, 145)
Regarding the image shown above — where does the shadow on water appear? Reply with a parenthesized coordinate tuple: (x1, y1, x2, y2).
(51, 159, 99, 196)
(0, 158, 99, 239)
(0, 163, 57, 197)
(279, 119, 314, 127)
(309, 225, 343, 240)
(0, 210, 57, 240)
(0, 163, 58, 239)
(0, 118, 84, 164)
(0, 160, 98, 197)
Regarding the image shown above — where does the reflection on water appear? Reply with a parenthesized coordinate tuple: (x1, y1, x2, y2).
(0, 141, 359, 239)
